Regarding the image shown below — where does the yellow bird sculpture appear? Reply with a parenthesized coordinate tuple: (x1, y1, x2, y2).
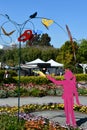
(33, 70, 46, 77)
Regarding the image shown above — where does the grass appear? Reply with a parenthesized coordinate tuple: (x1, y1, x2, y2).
(0, 113, 25, 130)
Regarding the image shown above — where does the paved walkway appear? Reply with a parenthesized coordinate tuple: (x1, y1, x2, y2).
(0, 96, 87, 129)
(0, 96, 87, 106)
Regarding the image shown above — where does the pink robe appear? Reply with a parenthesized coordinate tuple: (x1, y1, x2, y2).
(47, 70, 80, 126)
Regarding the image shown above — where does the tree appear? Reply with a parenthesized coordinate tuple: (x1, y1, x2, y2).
(38, 33, 52, 46)
(77, 39, 87, 63)
(56, 41, 79, 71)
(26, 33, 52, 47)
(41, 47, 59, 61)
(21, 47, 42, 62)
(26, 34, 41, 46)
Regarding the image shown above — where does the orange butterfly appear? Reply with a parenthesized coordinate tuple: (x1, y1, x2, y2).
(1, 27, 15, 36)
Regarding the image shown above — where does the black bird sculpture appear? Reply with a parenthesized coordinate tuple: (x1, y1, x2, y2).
(29, 12, 37, 19)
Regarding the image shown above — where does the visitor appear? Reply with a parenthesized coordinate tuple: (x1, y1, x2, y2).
(4, 70, 10, 78)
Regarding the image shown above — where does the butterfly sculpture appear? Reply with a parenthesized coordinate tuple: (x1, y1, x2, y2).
(18, 30, 33, 42)
(41, 18, 54, 29)
(1, 27, 15, 36)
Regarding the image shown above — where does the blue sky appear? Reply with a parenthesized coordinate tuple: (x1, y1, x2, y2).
(0, 0, 87, 48)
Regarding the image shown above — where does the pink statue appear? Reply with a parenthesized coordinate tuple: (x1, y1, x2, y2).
(47, 69, 80, 127)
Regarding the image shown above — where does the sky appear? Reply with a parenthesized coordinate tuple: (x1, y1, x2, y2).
(0, 0, 87, 48)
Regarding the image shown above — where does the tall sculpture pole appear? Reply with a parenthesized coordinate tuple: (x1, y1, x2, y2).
(0, 13, 35, 121)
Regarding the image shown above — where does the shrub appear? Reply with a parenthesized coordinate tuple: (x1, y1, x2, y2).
(14, 76, 50, 84)
(7, 90, 18, 97)
(14, 87, 29, 97)
(78, 88, 87, 95)
(28, 88, 46, 97)
(0, 90, 8, 98)
(76, 74, 87, 81)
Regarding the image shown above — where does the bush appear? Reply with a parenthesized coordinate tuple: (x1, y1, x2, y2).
(14, 76, 50, 84)
(78, 88, 87, 95)
(0, 90, 8, 98)
(1, 71, 87, 85)
(14, 87, 29, 97)
(76, 74, 87, 81)
(28, 88, 46, 97)
(7, 90, 18, 97)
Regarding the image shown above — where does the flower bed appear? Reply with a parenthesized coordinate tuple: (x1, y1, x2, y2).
(0, 82, 87, 98)
(0, 103, 87, 129)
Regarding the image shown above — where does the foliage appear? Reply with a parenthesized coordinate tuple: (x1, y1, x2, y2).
(56, 41, 79, 70)
(0, 113, 79, 130)
(0, 90, 8, 98)
(38, 33, 52, 46)
(41, 47, 59, 61)
(0, 114, 25, 130)
(0, 38, 87, 73)
(14, 87, 29, 97)
(77, 88, 87, 96)
(14, 76, 50, 84)
(46, 87, 63, 96)
(0, 69, 17, 82)
(1, 46, 58, 66)
(0, 103, 87, 115)
(28, 88, 46, 97)
(75, 73, 87, 81)
(77, 39, 87, 63)
(8, 90, 18, 97)
(0, 73, 87, 98)
(0, 79, 87, 98)
(1, 48, 18, 66)
(26, 33, 52, 47)
(13, 74, 87, 84)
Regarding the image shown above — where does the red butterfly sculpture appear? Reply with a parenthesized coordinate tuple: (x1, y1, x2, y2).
(18, 30, 33, 42)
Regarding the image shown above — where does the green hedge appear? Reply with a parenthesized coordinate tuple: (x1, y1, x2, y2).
(13, 74, 87, 85)
(14, 76, 50, 84)
(0, 70, 87, 84)
(75, 73, 87, 81)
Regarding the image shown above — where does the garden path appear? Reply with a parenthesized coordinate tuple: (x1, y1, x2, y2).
(0, 96, 87, 106)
